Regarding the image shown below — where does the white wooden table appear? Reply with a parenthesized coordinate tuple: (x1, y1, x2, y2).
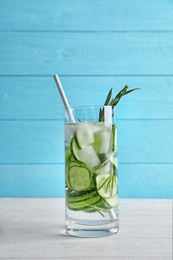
(0, 198, 172, 259)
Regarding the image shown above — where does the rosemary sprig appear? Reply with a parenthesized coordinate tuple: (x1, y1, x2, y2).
(99, 85, 140, 122)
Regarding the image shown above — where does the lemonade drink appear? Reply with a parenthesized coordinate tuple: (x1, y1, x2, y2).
(65, 120, 119, 237)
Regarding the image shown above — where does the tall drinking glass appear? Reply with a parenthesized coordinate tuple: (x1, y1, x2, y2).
(64, 106, 119, 237)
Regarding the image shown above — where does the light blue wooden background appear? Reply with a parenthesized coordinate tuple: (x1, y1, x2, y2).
(0, 0, 173, 198)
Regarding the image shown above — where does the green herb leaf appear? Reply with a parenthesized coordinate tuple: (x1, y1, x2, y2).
(99, 85, 140, 122)
(104, 88, 112, 105)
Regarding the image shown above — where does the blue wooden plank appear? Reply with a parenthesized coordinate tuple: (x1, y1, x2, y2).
(0, 0, 173, 31)
(0, 76, 61, 120)
(0, 120, 173, 164)
(118, 120, 173, 164)
(0, 76, 173, 120)
(0, 164, 65, 197)
(0, 32, 173, 75)
(0, 163, 172, 198)
(0, 121, 64, 164)
(118, 164, 173, 198)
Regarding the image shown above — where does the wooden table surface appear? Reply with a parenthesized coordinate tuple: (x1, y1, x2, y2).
(0, 198, 172, 260)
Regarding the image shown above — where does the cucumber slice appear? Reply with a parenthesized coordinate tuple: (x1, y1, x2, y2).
(68, 162, 82, 171)
(96, 173, 117, 198)
(96, 161, 113, 175)
(65, 148, 71, 163)
(70, 138, 83, 162)
(65, 165, 71, 189)
(67, 195, 101, 210)
(66, 190, 97, 202)
(106, 194, 118, 207)
(85, 198, 111, 211)
(66, 159, 83, 189)
(76, 123, 94, 148)
(68, 166, 91, 192)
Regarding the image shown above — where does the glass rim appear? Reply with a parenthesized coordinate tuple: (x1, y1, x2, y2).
(64, 105, 116, 109)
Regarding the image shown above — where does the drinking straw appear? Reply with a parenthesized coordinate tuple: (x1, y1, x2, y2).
(53, 75, 117, 221)
(103, 106, 112, 124)
(53, 75, 75, 123)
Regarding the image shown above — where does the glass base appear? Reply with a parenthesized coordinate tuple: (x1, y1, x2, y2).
(65, 219, 119, 238)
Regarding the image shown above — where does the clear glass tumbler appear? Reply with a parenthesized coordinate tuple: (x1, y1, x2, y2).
(64, 106, 119, 237)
